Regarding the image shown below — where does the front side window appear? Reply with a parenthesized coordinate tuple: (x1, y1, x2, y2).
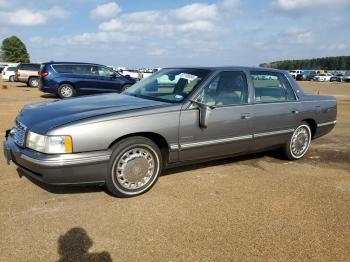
(98, 66, 117, 77)
(123, 68, 210, 103)
(201, 71, 248, 107)
(251, 71, 296, 103)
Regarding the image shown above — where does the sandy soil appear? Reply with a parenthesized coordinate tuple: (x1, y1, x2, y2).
(0, 79, 349, 261)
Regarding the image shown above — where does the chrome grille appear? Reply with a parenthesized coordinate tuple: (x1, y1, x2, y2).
(14, 121, 27, 147)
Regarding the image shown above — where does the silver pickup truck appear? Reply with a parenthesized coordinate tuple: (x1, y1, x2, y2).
(3, 67, 337, 197)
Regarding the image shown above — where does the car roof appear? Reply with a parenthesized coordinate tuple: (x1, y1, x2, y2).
(42, 61, 102, 66)
(163, 66, 286, 73)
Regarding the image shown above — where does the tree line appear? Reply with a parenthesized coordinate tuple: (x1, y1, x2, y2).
(260, 56, 350, 70)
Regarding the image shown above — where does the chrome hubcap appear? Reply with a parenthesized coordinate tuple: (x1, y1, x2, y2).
(31, 79, 38, 86)
(61, 86, 73, 97)
(291, 126, 310, 157)
(115, 147, 155, 190)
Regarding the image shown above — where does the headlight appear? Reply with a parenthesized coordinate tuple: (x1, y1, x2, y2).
(26, 131, 72, 154)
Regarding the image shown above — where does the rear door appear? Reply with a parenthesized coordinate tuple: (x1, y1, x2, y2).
(249, 71, 299, 150)
(179, 70, 253, 161)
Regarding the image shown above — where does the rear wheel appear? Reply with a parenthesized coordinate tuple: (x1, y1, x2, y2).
(58, 84, 75, 98)
(106, 136, 162, 197)
(28, 77, 39, 88)
(284, 122, 312, 160)
(9, 76, 14, 82)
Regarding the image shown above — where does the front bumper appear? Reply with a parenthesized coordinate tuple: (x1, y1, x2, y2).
(3, 132, 111, 185)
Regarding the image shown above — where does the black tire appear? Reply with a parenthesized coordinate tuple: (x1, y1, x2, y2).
(9, 76, 14, 82)
(283, 122, 312, 160)
(106, 136, 162, 197)
(28, 77, 39, 88)
(120, 84, 131, 92)
(58, 83, 75, 98)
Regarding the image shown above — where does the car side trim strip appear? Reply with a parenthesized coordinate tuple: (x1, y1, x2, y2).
(176, 128, 295, 150)
(317, 120, 337, 127)
(20, 153, 111, 167)
(253, 129, 295, 138)
(170, 144, 179, 150)
(180, 135, 253, 149)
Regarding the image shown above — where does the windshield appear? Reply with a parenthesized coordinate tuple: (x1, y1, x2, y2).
(123, 68, 211, 103)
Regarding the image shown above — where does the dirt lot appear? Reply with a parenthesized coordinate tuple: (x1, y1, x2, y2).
(0, 79, 349, 261)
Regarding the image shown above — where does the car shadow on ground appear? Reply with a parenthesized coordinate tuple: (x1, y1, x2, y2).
(16, 149, 285, 196)
(40, 94, 57, 99)
(57, 227, 112, 262)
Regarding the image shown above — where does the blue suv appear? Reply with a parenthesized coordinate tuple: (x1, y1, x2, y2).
(38, 62, 136, 98)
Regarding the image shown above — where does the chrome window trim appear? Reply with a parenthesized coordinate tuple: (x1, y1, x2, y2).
(51, 63, 100, 75)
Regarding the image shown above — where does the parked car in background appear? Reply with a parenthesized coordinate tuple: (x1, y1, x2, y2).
(289, 70, 303, 79)
(330, 73, 343, 82)
(314, 73, 332, 82)
(343, 71, 350, 83)
(1, 66, 16, 82)
(299, 70, 317, 81)
(119, 69, 141, 80)
(4, 67, 337, 197)
(38, 62, 136, 98)
(14, 63, 41, 87)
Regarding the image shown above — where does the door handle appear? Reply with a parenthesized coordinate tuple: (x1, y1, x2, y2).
(292, 110, 299, 114)
(241, 113, 251, 120)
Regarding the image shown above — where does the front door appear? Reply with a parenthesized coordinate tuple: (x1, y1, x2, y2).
(179, 71, 253, 161)
(97, 66, 125, 92)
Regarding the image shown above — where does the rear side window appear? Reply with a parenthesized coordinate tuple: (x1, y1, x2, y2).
(251, 71, 296, 103)
(52, 65, 75, 73)
(20, 64, 40, 71)
(53, 64, 99, 75)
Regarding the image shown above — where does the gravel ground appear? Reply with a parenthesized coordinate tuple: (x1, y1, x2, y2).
(0, 79, 349, 261)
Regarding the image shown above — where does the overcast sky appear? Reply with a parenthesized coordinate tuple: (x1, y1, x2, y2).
(0, 0, 349, 68)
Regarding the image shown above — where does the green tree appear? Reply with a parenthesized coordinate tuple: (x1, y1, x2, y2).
(1, 36, 30, 63)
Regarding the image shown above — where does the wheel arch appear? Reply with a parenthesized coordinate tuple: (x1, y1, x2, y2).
(301, 118, 317, 138)
(58, 81, 76, 88)
(108, 132, 171, 167)
(27, 75, 39, 82)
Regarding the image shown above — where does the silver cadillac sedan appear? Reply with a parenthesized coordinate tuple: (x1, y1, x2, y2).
(3, 67, 337, 197)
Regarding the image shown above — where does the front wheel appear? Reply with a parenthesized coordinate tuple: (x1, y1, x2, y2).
(9, 76, 14, 82)
(284, 123, 312, 160)
(120, 84, 131, 92)
(106, 137, 162, 197)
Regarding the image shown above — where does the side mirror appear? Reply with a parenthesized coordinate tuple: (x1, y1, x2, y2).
(190, 100, 215, 128)
(110, 72, 117, 78)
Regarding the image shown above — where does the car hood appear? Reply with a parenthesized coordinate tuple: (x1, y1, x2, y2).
(16, 93, 169, 133)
